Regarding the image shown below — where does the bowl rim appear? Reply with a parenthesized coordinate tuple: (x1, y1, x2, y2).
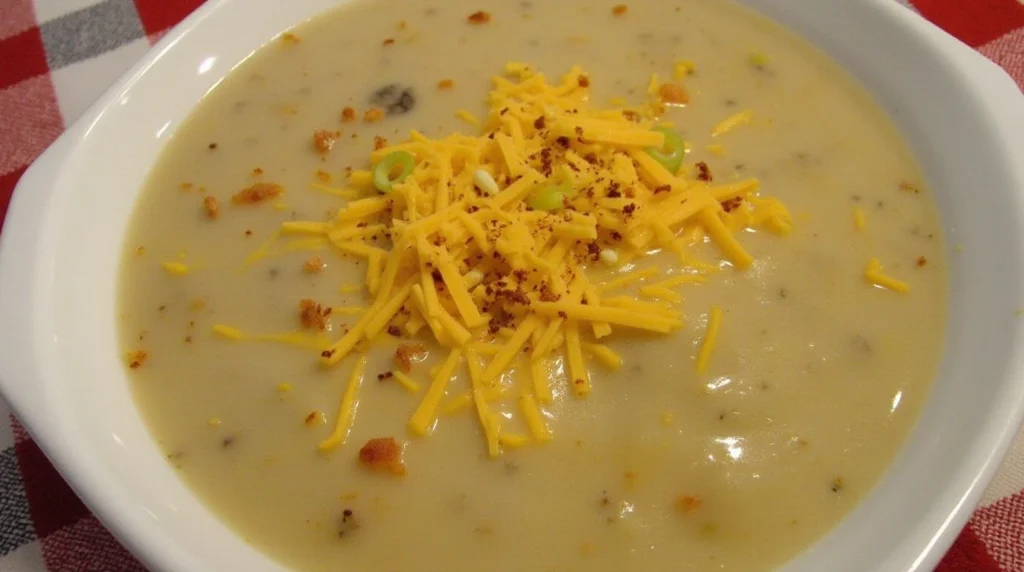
(3, 0, 1024, 571)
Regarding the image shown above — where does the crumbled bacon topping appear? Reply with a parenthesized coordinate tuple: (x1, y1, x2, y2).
(232, 182, 283, 204)
(676, 495, 702, 513)
(127, 350, 148, 369)
(313, 129, 340, 154)
(467, 11, 492, 24)
(659, 83, 689, 105)
(304, 256, 326, 273)
(299, 299, 331, 332)
(358, 437, 407, 475)
(203, 196, 219, 219)
(696, 161, 712, 182)
(394, 343, 427, 372)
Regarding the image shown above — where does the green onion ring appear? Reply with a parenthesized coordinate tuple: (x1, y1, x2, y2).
(373, 151, 416, 193)
(527, 180, 572, 211)
(644, 127, 686, 175)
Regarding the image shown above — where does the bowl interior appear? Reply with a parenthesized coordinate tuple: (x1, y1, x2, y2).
(11, 0, 1024, 570)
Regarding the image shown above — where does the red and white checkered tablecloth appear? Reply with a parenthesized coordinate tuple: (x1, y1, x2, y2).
(1, 0, 1023, 570)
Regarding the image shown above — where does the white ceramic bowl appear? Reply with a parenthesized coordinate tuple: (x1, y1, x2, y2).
(2, 0, 1024, 570)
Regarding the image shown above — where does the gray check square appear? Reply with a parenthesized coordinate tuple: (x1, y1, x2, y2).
(0, 447, 35, 557)
(40, 0, 145, 70)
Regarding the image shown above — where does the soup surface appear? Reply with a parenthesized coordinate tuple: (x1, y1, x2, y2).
(118, 0, 947, 570)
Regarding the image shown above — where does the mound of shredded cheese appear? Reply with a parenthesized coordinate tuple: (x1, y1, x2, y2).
(275, 64, 794, 456)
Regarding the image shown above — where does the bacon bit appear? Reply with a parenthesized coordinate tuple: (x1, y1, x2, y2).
(467, 11, 492, 24)
(315, 169, 332, 183)
(659, 83, 689, 105)
(282, 32, 301, 44)
(364, 107, 384, 122)
(916, 255, 928, 267)
(127, 350, 148, 369)
(437, 79, 455, 90)
(232, 182, 283, 204)
(305, 256, 326, 273)
(377, 371, 394, 381)
(899, 181, 921, 194)
(395, 343, 427, 373)
(696, 161, 712, 182)
(252, 167, 264, 177)
(721, 197, 743, 213)
(676, 495, 703, 513)
(577, 75, 590, 88)
(653, 184, 671, 195)
(373, 136, 389, 150)
(612, 4, 628, 15)
(358, 437, 407, 475)
(386, 325, 402, 337)
(341, 107, 357, 122)
(299, 299, 331, 332)
(313, 130, 340, 154)
(203, 196, 219, 219)
(382, 38, 395, 46)
(305, 410, 326, 427)
(208, 142, 218, 150)
(179, 182, 194, 191)
(135, 246, 146, 256)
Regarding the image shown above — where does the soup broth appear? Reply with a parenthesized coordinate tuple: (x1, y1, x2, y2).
(118, 0, 947, 570)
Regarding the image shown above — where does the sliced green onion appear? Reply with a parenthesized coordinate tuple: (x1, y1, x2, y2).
(372, 151, 416, 193)
(644, 127, 686, 175)
(527, 181, 571, 211)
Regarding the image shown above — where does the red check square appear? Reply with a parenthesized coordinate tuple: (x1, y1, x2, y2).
(0, 26, 49, 90)
(0, 166, 27, 233)
(912, 0, 1024, 47)
(14, 435, 89, 538)
(133, 0, 206, 39)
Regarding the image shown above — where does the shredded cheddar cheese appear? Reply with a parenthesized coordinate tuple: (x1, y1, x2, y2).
(711, 110, 754, 137)
(213, 324, 246, 340)
(319, 355, 367, 451)
(853, 207, 866, 231)
(409, 348, 462, 435)
(695, 306, 723, 374)
(230, 64, 794, 457)
(519, 391, 552, 441)
(865, 258, 910, 293)
(391, 370, 422, 393)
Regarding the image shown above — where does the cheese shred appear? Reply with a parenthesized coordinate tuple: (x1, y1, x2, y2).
(409, 348, 462, 436)
(695, 306, 723, 374)
(865, 258, 910, 293)
(318, 355, 367, 452)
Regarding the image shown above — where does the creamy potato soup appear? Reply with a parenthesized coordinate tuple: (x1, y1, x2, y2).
(118, 0, 947, 570)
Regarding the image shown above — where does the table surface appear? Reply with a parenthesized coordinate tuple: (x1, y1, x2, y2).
(2, 0, 1024, 570)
